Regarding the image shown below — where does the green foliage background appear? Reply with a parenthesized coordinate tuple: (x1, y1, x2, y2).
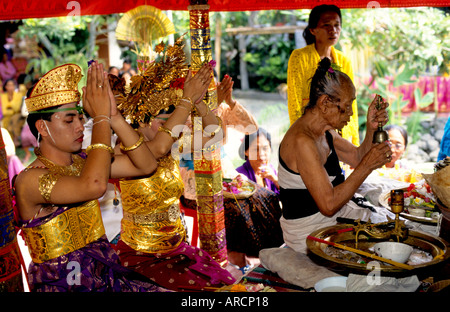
(17, 7, 450, 142)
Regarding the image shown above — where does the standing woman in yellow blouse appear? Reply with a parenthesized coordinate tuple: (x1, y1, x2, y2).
(1, 79, 26, 146)
(287, 4, 359, 146)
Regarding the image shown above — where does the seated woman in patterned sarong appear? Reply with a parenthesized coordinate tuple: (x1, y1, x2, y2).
(13, 62, 167, 292)
(111, 43, 236, 291)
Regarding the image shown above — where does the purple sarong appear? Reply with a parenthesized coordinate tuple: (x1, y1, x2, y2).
(26, 236, 168, 292)
(20, 206, 168, 292)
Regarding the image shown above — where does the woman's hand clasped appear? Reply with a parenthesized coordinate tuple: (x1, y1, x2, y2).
(217, 74, 235, 107)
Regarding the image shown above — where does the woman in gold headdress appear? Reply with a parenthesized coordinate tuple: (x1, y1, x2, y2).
(13, 62, 168, 292)
(111, 40, 236, 291)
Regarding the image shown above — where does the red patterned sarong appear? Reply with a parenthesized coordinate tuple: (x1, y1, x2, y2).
(115, 240, 235, 291)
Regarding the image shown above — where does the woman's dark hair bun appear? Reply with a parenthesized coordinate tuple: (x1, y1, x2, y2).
(317, 57, 332, 74)
(304, 56, 353, 113)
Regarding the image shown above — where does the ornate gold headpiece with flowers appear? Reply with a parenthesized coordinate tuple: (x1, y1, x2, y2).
(110, 35, 189, 125)
(25, 64, 83, 112)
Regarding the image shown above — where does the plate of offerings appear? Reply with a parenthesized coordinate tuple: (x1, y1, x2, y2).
(223, 175, 256, 199)
(379, 181, 440, 224)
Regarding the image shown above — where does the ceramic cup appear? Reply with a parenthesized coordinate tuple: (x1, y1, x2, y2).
(373, 242, 413, 264)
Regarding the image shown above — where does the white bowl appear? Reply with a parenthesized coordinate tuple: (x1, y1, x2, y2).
(408, 207, 426, 217)
(373, 242, 413, 264)
(314, 276, 347, 292)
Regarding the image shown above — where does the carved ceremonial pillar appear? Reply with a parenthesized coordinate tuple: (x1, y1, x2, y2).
(0, 131, 23, 292)
(188, 1, 227, 266)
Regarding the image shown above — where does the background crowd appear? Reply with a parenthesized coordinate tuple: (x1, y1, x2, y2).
(1, 4, 449, 293)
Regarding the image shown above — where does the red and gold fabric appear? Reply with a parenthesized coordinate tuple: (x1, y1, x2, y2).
(0, 130, 23, 292)
(1, 1, 448, 21)
(189, 2, 227, 267)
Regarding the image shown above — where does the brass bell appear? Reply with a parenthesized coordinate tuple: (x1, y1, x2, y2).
(373, 122, 389, 143)
(372, 95, 389, 143)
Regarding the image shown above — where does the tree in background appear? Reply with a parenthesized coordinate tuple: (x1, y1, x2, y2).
(15, 7, 450, 114)
(17, 15, 118, 88)
(338, 7, 450, 141)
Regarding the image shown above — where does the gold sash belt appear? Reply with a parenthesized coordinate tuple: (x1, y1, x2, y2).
(120, 203, 186, 254)
(122, 204, 180, 224)
(23, 200, 105, 263)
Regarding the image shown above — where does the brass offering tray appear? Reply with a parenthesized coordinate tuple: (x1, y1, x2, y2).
(307, 224, 449, 275)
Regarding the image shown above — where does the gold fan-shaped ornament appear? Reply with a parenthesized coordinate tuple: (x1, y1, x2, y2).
(115, 5, 176, 65)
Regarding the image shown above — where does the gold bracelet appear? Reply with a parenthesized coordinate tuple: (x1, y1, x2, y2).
(180, 96, 193, 106)
(194, 102, 210, 118)
(176, 103, 191, 112)
(158, 126, 178, 142)
(178, 97, 193, 112)
(119, 132, 145, 152)
(203, 116, 222, 137)
(86, 143, 114, 155)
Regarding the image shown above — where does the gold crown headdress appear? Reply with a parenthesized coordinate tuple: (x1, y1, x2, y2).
(112, 6, 188, 124)
(111, 35, 188, 124)
(25, 64, 82, 112)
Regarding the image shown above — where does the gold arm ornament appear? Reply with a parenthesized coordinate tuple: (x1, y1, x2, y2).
(86, 143, 115, 155)
(193, 101, 210, 118)
(203, 116, 222, 137)
(119, 132, 145, 152)
(158, 126, 179, 142)
(176, 97, 193, 113)
(179, 96, 193, 107)
(38, 172, 59, 202)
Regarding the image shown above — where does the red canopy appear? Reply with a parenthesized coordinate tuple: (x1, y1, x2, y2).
(0, 0, 448, 21)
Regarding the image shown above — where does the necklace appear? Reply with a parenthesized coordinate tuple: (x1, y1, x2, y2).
(34, 147, 85, 176)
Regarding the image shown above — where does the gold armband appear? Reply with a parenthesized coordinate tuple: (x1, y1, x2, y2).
(38, 172, 59, 202)
(193, 101, 210, 118)
(158, 126, 178, 142)
(86, 143, 114, 155)
(203, 116, 222, 137)
(120, 132, 145, 152)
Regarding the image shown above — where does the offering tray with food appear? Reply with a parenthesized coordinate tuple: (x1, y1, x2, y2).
(379, 180, 440, 224)
(222, 175, 256, 199)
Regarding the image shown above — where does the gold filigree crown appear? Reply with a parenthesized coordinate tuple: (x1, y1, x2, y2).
(111, 36, 188, 124)
(25, 64, 83, 112)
